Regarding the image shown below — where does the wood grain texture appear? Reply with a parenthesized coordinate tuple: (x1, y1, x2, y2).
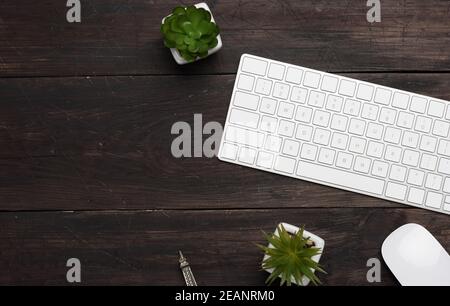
(1, 0, 450, 76)
(1, 74, 450, 211)
(0, 208, 448, 285)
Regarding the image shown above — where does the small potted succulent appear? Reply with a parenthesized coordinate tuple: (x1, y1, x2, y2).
(161, 3, 222, 65)
(258, 223, 326, 286)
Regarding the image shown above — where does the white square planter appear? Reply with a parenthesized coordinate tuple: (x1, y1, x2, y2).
(262, 222, 325, 286)
(161, 2, 222, 65)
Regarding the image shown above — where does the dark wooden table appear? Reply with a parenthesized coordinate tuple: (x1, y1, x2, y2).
(0, 0, 449, 286)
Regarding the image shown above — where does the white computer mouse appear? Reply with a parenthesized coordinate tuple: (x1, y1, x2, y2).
(381, 223, 450, 286)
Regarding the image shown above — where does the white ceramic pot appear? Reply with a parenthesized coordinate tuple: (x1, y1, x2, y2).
(262, 222, 325, 286)
(161, 2, 223, 65)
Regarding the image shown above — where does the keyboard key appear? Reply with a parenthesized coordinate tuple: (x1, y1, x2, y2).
(230, 108, 260, 129)
(326, 95, 343, 112)
(374, 88, 392, 105)
(237, 74, 255, 91)
(300, 143, 318, 161)
(402, 149, 420, 167)
(408, 188, 425, 205)
(282, 139, 300, 157)
(290, 86, 308, 104)
(385, 145, 402, 162)
(356, 83, 374, 101)
(447, 105, 450, 119)
(385, 182, 407, 201)
(425, 173, 443, 191)
(419, 135, 437, 153)
(295, 124, 313, 141)
(297, 161, 384, 195)
(392, 92, 410, 109)
(349, 137, 366, 154)
(446, 203, 450, 212)
(233, 91, 259, 110)
(432, 120, 450, 137)
(367, 141, 384, 158)
(354, 156, 371, 174)
(366, 122, 384, 140)
(410, 96, 427, 113)
(220, 143, 238, 160)
(339, 79, 356, 97)
(303, 71, 321, 88)
(257, 151, 274, 169)
(313, 128, 331, 145)
(260, 116, 278, 133)
(428, 100, 445, 118)
(372, 160, 389, 178)
(295, 106, 313, 123)
(384, 127, 401, 144)
(260, 97, 277, 114)
(274, 156, 296, 174)
(407, 169, 425, 186)
(308, 91, 326, 108)
(255, 78, 273, 95)
(361, 103, 379, 121)
(425, 192, 442, 209)
(278, 120, 295, 137)
(238, 147, 257, 164)
(396, 112, 414, 129)
(331, 114, 348, 132)
(343, 99, 361, 116)
(268, 63, 285, 80)
(438, 158, 450, 175)
(241, 56, 267, 76)
(390, 165, 407, 182)
(379, 107, 397, 125)
(444, 178, 450, 193)
(321, 75, 338, 93)
(273, 82, 290, 100)
(415, 116, 432, 133)
(331, 133, 349, 150)
(313, 110, 331, 127)
(265, 135, 282, 152)
(437, 139, 450, 157)
(226, 126, 265, 148)
(318, 148, 336, 165)
(420, 153, 437, 171)
(402, 131, 419, 148)
(277, 101, 295, 119)
(348, 118, 366, 136)
(285, 67, 303, 84)
(336, 152, 353, 169)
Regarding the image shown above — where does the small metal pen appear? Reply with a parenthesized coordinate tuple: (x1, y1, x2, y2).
(179, 250, 197, 286)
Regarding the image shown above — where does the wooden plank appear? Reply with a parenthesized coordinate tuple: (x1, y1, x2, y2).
(0, 208, 448, 285)
(1, 0, 450, 76)
(1, 74, 450, 211)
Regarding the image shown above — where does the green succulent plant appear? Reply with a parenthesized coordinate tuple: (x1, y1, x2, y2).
(161, 5, 220, 62)
(258, 224, 326, 286)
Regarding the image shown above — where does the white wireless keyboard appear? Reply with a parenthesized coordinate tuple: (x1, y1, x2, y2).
(218, 54, 450, 215)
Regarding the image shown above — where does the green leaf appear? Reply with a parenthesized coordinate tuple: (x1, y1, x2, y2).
(180, 20, 194, 34)
(172, 6, 186, 16)
(164, 39, 176, 49)
(188, 40, 199, 53)
(170, 17, 183, 33)
(187, 8, 203, 26)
